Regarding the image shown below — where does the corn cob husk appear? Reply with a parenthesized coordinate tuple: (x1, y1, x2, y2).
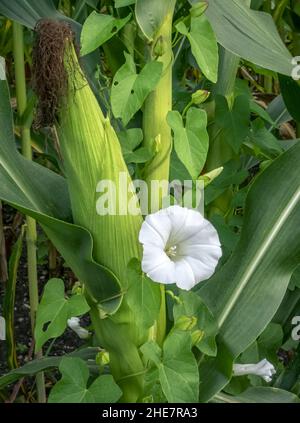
(58, 44, 142, 285)
(60, 43, 146, 401)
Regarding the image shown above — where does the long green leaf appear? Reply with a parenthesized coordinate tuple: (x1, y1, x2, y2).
(0, 0, 64, 29)
(3, 227, 25, 369)
(214, 387, 300, 403)
(0, 348, 100, 389)
(279, 75, 300, 123)
(198, 142, 300, 401)
(203, 0, 293, 76)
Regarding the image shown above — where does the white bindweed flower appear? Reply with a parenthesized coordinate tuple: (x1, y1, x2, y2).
(67, 317, 90, 340)
(139, 205, 222, 290)
(233, 359, 276, 382)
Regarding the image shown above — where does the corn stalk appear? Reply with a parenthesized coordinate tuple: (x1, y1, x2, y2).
(12, 21, 46, 403)
(141, 2, 176, 346)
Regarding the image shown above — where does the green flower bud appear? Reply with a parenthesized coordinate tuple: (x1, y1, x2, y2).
(190, 1, 208, 18)
(96, 351, 110, 368)
(175, 315, 197, 331)
(192, 89, 210, 105)
(199, 166, 224, 187)
(71, 281, 83, 295)
(153, 36, 167, 57)
(191, 329, 205, 346)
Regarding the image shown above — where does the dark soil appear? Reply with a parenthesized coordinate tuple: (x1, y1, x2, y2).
(0, 204, 89, 381)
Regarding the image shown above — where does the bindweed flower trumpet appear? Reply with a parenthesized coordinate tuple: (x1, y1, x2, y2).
(67, 317, 90, 339)
(233, 359, 276, 382)
(139, 205, 222, 290)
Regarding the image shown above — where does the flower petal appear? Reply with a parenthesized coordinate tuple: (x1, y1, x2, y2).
(139, 211, 172, 247)
(141, 244, 175, 284)
(178, 219, 221, 247)
(182, 255, 220, 284)
(139, 221, 165, 248)
(174, 259, 196, 290)
(167, 206, 199, 245)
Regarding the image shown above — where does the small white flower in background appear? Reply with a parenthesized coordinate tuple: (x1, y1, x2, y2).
(233, 359, 276, 382)
(139, 205, 222, 290)
(67, 317, 90, 340)
(0, 316, 6, 340)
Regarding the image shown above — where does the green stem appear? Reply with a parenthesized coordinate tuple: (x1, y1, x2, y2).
(12, 21, 46, 404)
(90, 305, 145, 403)
(48, 242, 57, 277)
(173, 35, 186, 65)
(264, 75, 273, 94)
(207, 47, 240, 172)
(142, 2, 176, 347)
(0, 201, 8, 283)
(273, 0, 289, 25)
(142, 4, 175, 203)
(207, 47, 240, 218)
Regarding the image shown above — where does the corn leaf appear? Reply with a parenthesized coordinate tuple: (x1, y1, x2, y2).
(115, 0, 135, 7)
(279, 75, 300, 124)
(0, 348, 100, 389)
(214, 387, 300, 403)
(3, 226, 25, 368)
(202, 0, 293, 76)
(197, 142, 300, 401)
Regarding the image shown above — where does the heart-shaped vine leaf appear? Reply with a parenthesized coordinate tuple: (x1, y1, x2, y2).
(126, 258, 161, 329)
(81, 12, 131, 56)
(111, 52, 163, 125)
(176, 14, 218, 83)
(173, 291, 218, 357)
(141, 331, 199, 403)
(35, 279, 90, 351)
(167, 108, 209, 180)
(48, 357, 122, 403)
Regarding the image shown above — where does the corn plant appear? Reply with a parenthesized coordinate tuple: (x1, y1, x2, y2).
(0, 0, 300, 404)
